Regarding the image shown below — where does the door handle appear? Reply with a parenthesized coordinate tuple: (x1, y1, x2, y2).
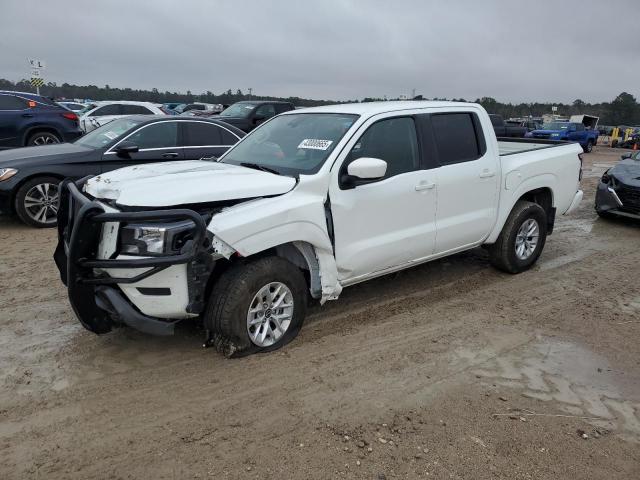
(161, 152, 179, 158)
(415, 182, 436, 191)
(479, 170, 495, 178)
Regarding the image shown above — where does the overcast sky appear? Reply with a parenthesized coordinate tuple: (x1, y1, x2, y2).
(1, 0, 637, 103)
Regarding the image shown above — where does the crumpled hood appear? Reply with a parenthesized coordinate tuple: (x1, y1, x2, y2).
(84, 160, 296, 207)
(611, 158, 640, 187)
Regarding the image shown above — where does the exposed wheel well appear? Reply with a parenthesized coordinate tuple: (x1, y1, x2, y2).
(517, 187, 555, 233)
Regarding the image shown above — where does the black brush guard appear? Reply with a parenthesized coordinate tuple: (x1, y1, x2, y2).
(54, 178, 207, 336)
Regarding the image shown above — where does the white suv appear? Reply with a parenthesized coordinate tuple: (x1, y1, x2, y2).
(79, 101, 165, 132)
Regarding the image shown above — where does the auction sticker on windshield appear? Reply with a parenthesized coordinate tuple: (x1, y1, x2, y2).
(298, 139, 333, 150)
(103, 131, 118, 140)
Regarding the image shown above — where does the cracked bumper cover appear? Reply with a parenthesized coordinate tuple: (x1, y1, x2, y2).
(54, 178, 208, 336)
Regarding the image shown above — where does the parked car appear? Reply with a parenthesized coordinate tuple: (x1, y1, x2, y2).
(57, 101, 88, 113)
(0, 90, 82, 148)
(181, 103, 224, 115)
(162, 102, 186, 113)
(78, 101, 165, 132)
(217, 101, 295, 132)
(0, 116, 244, 227)
(54, 101, 583, 356)
(525, 121, 599, 153)
(488, 114, 527, 137)
(595, 150, 640, 219)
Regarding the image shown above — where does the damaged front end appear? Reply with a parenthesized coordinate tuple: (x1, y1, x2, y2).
(595, 170, 640, 219)
(54, 178, 230, 336)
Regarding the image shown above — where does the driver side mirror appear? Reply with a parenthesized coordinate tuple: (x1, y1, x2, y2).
(341, 157, 387, 189)
(115, 141, 139, 157)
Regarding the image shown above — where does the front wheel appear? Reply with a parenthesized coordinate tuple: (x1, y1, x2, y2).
(14, 176, 61, 228)
(204, 256, 308, 357)
(488, 201, 547, 274)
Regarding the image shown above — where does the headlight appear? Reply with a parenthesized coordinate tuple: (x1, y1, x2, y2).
(0, 168, 18, 182)
(119, 220, 196, 256)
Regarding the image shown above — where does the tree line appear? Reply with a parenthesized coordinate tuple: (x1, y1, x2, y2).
(2, 78, 638, 125)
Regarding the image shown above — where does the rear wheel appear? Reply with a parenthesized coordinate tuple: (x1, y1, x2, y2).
(204, 256, 307, 357)
(583, 140, 594, 153)
(26, 131, 61, 146)
(488, 201, 547, 273)
(14, 176, 61, 228)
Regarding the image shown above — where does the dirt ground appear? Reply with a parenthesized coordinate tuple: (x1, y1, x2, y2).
(1, 148, 639, 479)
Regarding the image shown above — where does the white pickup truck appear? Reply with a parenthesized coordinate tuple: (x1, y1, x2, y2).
(54, 101, 583, 356)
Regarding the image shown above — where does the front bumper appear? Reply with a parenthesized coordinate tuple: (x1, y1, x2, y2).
(54, 178, 209, 335)
(595, 180, 640, 219)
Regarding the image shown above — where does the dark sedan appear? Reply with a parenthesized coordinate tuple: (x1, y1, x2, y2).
(0, 115, 245, 227)
(595, 151, 640, 220)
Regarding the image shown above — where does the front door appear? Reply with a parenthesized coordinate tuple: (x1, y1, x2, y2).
(101, 121, 184, 172)
(329, 115, 437, 282)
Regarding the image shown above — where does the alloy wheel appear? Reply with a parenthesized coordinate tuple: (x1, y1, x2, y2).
(246, 282, 294, 347)
(515, 218, 539, 260)
(23, 182, 59, 225)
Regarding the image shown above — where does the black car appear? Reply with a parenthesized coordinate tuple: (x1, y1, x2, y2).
(217, 101, 295, 132)
(488, 114, 527, 138)
(0, 115, 245, 227)
(0, 90, 83, 148)
(595, 151, 640, 220)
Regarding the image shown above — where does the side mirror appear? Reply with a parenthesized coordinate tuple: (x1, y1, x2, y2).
(115, 141, 139, 157)
(621, 152, 632, 159)
(341, 157, 387, 189)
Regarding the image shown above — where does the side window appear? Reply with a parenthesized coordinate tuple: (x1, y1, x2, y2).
(255, 104, 276, 118)
(184, 122, 222, 146)
(121, 105, 153, 115)
(431, 113, 484, 165)
(126, 122, 178, 149)
(219, 127, 240, 145)
(90, 104, 121, 116)
(274, 103, 291, 114)
(348, 117, 419, 179)
(0, 95, 28, 110)
(575, 123, 585, 132)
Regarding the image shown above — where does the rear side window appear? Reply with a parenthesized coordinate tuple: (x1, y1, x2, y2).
(219, 127, 240, 145)
(90, 104, 121, 116)
(0, 95, 27, 110)
(431, 113, 486, 165)
(121, 105, 153, 115)
(574, 123, 585, 132)
(184, 122, 222, 146)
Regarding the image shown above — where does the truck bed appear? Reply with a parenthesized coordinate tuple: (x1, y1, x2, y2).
(497, 138, 570, 156)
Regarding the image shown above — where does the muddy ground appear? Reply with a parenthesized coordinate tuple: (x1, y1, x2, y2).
(1, 148, 639, 479)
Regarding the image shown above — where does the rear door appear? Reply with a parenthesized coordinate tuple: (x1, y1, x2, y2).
(0, 94, 28, 148)
(428, 111, 499, 254)
(181, 121, 241, 159)
(100, 120, 183, 172)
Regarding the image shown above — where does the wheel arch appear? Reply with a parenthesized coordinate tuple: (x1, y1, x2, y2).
(21, 125, 63, 146)
(7, 172, 66, 214)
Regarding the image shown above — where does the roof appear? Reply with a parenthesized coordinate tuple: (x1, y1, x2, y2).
(283, 100, 480, 116)
(0, 90, 45, 100)
(91, 100, 160, 106)
(123, 115, 246, 136)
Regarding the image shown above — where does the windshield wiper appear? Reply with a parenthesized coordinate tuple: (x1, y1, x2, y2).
(240, 162, 281, 175)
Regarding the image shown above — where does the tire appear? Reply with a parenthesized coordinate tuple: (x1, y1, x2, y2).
(583, 140, 594, 153)
(488, 200, 547, 274)
(204, 256, 308, 357)
(26, 131, 61, 146)
(14, 176, 61, 228)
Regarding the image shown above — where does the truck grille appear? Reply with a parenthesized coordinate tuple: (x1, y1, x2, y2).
(616, 184, 640, 214)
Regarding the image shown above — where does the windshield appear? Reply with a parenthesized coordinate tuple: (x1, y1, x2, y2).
(220, 113, 358, 175)
(220, 103, 257, 118)
(542, 122, 569, 130)
(74, 117, 144, 149)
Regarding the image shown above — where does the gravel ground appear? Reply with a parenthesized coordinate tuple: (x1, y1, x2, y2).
(0, 148, 639, 479)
